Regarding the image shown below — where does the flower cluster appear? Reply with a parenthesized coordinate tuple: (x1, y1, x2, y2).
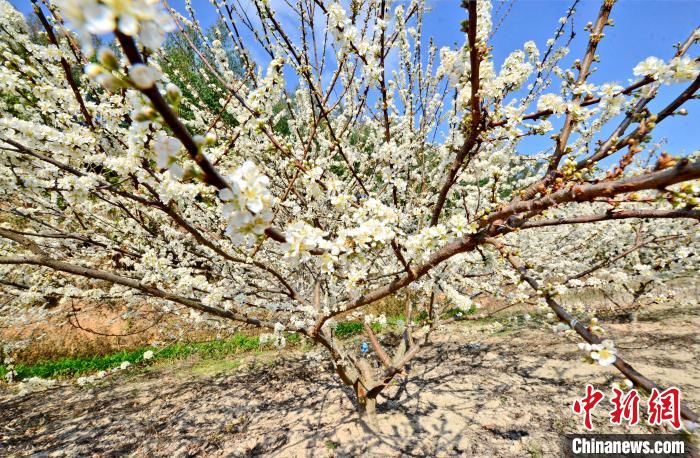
(537, 93, 567, 114)
(579, 339, 617, 366)
(219, 161, 274, 245)
(633, 56, 700, 84)
(154, 133, 184, 178)
(283, 222, 330, 259)
(259, 322, 287, 348)
(55, 0, 175, 54)
(441, 283, 477, 313)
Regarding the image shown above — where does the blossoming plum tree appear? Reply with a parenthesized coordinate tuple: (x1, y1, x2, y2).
(0, 0, 698, 422)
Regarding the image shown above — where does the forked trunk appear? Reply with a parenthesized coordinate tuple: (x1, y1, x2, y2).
(354, 381, 378, 426)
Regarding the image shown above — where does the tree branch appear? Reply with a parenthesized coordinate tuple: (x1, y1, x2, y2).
(518, 208, 700, 229)
(429, 0, 482, 226)
(0, 254, 272, 329)
(490, 239, 699, 423)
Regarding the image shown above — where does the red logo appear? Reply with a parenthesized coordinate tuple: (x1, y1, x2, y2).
(648, 387, 681, 429)
(572, 384, 605, 430)
(573, 385, 683, 430)
(609, 388, 640, 426)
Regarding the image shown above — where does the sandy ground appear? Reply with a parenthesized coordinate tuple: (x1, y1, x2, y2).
(1, 300, 698, 457)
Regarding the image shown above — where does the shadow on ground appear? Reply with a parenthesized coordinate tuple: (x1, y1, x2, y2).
(1, 301, 698, 457)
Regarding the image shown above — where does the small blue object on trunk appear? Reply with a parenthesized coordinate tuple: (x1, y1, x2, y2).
(360, 342, 369, 353)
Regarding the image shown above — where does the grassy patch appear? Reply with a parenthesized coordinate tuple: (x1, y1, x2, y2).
(334, 321, 364, 338)
(0, 308, 505, 382)
(325, 440, 340, 450)
(334, 321, 382, 338)
(7, 348, 152, 380)
(0, 319, 395, 381)
(189, 358, 242, 377)
(0, 332, 300, 381)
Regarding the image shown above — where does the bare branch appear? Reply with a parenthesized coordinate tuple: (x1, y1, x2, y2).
(490, 239, 699, 423)
(518, 208, 700, 229)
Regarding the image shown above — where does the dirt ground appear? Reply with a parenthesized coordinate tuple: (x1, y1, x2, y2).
(1, 299, 698, 457)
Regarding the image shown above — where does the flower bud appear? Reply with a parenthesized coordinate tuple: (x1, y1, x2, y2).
(166, 83, 182, 104)
(193, 135, 205, 147)
(133, 106, 156, 122)
(95, 73, 125, 92)
(204, 132, 217, 146)
(84, 63, 104, 79)
(97, 47, 119, 71)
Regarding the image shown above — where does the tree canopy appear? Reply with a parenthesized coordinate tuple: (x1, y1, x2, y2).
(0, 0, 698, 421)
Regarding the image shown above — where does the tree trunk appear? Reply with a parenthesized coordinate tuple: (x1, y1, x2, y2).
(354, 381, 378, 426)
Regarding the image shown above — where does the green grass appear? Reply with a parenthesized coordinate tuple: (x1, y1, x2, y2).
(0, 332, 297, 381)
(334, 321, 382, 338)
(0, 318, 382, 381)
(334, 321, 364, 338)
(325, 440, 340, 450)
(0, 311, 479, 382)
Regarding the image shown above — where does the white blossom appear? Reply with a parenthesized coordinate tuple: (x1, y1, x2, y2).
(129, 64, 160, 89)
(55, 0, 175, 53)
(633, 56, 670, 82)
(537, 93, 567, 114)
(590, 340, 617, 366)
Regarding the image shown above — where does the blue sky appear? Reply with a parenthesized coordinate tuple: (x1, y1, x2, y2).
(421, 0, 700, 160)
(15, 0, 699, 160)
